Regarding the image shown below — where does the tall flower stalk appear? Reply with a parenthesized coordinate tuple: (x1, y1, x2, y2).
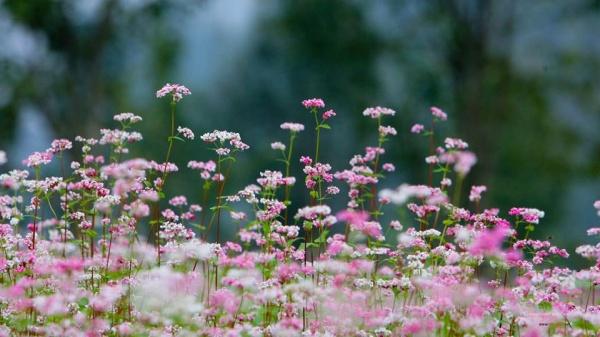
(154, 83, 191, 265)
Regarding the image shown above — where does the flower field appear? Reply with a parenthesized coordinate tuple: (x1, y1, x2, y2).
(0, 83, 599, 336)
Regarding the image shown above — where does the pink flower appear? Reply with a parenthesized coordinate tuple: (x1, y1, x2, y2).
(48, 139, 73, 153)
(23, 151, 53, 167)
(302, 98, 325, 109)
(453, 151, 477, 176)
(299, 156, 312, 166)
(382, 163, 395, 172)
(469, 185, 487, 202)
(362, 106, 396, 118)
(169, 195, 188, 207)
(378, 125, 397, 136)
(322, 109, 336, 120)
(411, 123, 425, 134)
(468, 224, 510, 256)
(431, 106, 447, 120)
(336, 209, 369, 226)
(444, 137, 469, 150)
(156, 83, 191, 102)
(509, 207, 545, 224)
(209, 288, 239, 315)
(522, 327, 543, 337)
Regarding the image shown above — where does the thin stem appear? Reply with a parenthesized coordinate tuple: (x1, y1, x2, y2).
(283, 133, 297, 226)
(157, 101, 177, 266)
(313, 109, 321, 163)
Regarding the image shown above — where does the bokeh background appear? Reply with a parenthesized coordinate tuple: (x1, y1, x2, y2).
(1, 0, 599, 264)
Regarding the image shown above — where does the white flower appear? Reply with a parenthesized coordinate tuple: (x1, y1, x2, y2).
(271, 142, 286, 151)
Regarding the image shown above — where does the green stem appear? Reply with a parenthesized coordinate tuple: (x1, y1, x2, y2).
(160, 101, 177, 189)
(313, 109, 321, 163)
(283, 133, 296, 226)
(157, 101, 177, 266)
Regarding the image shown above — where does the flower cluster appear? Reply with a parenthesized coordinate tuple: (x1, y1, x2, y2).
(156, 83, 191, 102)
(0, 88, 598, 337)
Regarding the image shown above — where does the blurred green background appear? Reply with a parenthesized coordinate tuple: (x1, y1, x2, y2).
(1, 0, 599, 262)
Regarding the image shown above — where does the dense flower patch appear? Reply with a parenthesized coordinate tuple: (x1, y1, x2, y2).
(0, 84, 599, 336)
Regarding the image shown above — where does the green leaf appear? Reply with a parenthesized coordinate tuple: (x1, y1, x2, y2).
(83, 230, 97, 238)
(222, 156, 237, 163)
(318, 123, 331, 129)
(303, 220, 313, 231)
(169, 136, 186, 142)
(77, 297, 89, 308)
(538, 301, 552, 312)
(191, 223, 206, 230)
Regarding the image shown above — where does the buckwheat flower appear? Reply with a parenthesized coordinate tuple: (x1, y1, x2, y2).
(586, 227, 600, 236)
(378, 125, 397, 136)
(299, 156, 312, 166)
(177, 126, 195, 140)
(295, 205, 332, 220)
(382, 163, 395, 172)
(156, 83, 191, 102)
(425, 155, 439, 164)
(230, 211, 246, 220)
(390, 220, 403, 231)
(362, 106, 396, 118)
(280, 122, 305, 132)
(441, 177, 452, 187)
(0, 151, 6, 165)
(430, 106, 447, 121)
(453, 151, 477, 176)
(169, 196, 188, 207)
(594, 200, 600, 216)
(326, 186, 340, 195)
(216, 148, 230, 156)
(509, 207, 545, 224)
(48, 139, 72, 154)
(469, 185, 487, 202)
(407, 203, 439, 218)
(411, 123, 425, 134)
(444, 137, 469, 150)
(271, 142, 286, 151)
(113, 112, 142, 124)
(23, 151, 53, 167)
(322, 109, 336, 120)
(150, 161, 178, 173)
(468, 224, 510, 256)
(302, 98, 325, 109)
(336, 209, 369, 226)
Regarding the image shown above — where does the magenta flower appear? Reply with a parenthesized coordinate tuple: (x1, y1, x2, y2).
(322, 109, 336, 120)
(301, 98, 325, 109)
(336, 209, 369, 226)
(468, 224, 510, 256)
